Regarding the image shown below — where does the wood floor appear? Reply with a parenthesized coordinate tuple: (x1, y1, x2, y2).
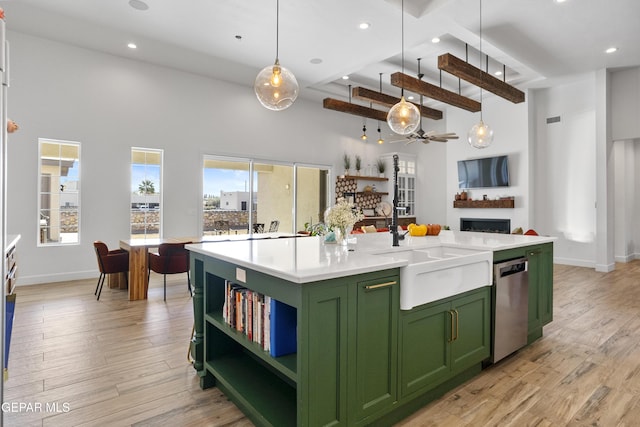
(3, 260, 640, 426)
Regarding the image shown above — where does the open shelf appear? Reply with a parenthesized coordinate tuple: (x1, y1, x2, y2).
(204, 354, 297, 426)
(356, 191, 388, 196)
(453, 199, 514, 209)
(205, 312, 298, 382)
(342, 175, 388, 181)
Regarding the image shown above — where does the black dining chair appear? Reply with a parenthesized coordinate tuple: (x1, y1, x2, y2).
(148, 242, 192, 301)
(253, 223, 265, 233)
(268, 220, 280, 232)
(93, 241, 129, 300)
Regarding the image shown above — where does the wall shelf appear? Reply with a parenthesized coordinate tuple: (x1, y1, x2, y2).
(342, 175, 388, 182)
(453, 199, 514, 209)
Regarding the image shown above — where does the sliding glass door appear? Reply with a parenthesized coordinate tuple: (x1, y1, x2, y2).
(202, 156, 330, 235)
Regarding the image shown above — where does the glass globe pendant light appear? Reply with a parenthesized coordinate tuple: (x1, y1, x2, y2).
(254, 0, 298, 111)
(387, 0, 420, 135)
(468, 0, 494, 148)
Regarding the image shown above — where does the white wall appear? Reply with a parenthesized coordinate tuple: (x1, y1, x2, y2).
(531, 75, 598, 267)
(611, 68, 640, 140)
(613, 140, 637, 262)
(445, 94, 530, 232)
(7, 31, 424, 284)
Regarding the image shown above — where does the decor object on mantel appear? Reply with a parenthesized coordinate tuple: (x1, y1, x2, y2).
(325, 198, 363, 245)
(254, 0, 298, 111)
(386, 0, 420, 136)
(467, 0, 494, 149)
(355, 155, 362, 174)
(376, 158, 386, 177)
(343, 153, 351, 176)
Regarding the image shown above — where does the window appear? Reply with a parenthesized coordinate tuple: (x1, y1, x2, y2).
(38, 139, 81, 246)
(397, 157, 416, 215)
(202, 156, 330, 235)
(381, 153, 416, 216)
(131, 148, 163, 239)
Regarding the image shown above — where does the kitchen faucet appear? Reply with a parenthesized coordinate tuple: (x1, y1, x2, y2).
(391, 154, 406, 246)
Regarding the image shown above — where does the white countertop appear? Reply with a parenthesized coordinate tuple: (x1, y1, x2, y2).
(186, 231, 554, 284)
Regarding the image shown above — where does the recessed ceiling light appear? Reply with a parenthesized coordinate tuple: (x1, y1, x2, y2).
(494, 70, 503, 76)
(605, 47, 618, 54)
(431, 37, 440, 44)
(407, 95, 414, 101)
(359, 22, 370, 30)
(129, 0, 149, 11)
(127, 42, 137, 49)
(342, 75, 349, 80)
(555, 0, 567, 3)
(310, 58, 323, 64)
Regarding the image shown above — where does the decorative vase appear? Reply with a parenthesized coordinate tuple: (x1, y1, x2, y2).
(379, 172, 385, 178)
(344, 169, 351, 177)
(335, 225, 353, 245)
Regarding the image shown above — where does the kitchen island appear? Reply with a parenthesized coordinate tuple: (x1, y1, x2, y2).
(187, 231, 554, 426)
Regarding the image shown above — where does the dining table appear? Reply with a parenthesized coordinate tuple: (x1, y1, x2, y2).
(116, 233, 299, 300)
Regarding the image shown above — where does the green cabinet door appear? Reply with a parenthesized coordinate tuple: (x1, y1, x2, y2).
(306, 283, 350, 427)
(450, 289, 491, 375)
(399, 288, 490, 399)
(399, 300, 451, 398)
(352, 275, 399, 422)
(524, 243, 554, 340)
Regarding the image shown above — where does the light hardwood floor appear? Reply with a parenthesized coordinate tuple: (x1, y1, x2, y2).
(4, 260, 640, 426)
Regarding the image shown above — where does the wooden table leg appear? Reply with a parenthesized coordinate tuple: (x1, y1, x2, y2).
(128, 246, 149, 300)
(108, 272, 128, 289)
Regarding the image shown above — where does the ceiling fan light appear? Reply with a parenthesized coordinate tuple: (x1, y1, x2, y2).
(387, 96, 420, 135)
(467, 120, 493, 149)
(254, 60, 299, 111)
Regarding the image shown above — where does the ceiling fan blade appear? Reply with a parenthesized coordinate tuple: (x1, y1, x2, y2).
(429, 137, 449, 142)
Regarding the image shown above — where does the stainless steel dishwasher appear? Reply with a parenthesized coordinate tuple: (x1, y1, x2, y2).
(492, 257, 528, 362)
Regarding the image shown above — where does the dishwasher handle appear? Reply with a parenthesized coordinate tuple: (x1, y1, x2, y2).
(495, 257, 528, 278)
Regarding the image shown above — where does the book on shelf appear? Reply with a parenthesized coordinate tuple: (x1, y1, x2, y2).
(221, 281, 296, 356)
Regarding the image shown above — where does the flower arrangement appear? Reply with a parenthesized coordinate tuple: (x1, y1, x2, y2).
(325, 198, 364, 240)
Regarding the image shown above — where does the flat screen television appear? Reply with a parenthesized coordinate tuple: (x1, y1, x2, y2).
(457, 155, 510, 189)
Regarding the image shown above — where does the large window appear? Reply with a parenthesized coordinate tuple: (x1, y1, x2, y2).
(202, 156, 330, 235)
(38, 139, 81, 246)
(131, 148, 163, 239)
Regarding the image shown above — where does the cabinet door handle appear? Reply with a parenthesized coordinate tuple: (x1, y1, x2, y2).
(452, 309, 459, 341)
(365, 280, 397, 290)
(448, 310, 455, 342)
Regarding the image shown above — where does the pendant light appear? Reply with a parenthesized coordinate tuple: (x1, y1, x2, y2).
(377, 74, 385, 144)
(467, 0, 494, 148)
(386, 0, 420, 135)
(361, 124, 368, 141)
(254, 0, 299, 111)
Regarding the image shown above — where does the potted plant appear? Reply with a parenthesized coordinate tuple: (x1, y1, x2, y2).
(355, 155, 362, 175)
(343, 153, 351, 176)
(376, 158, 386, 178)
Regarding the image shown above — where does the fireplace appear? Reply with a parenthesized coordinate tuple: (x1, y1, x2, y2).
(460, 218, 511, 234)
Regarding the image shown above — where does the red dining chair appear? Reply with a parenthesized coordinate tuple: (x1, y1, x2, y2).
(93, 241, 129, 300)
(148, 242, 192, 301)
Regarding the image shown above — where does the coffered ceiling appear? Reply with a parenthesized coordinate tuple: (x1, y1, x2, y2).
(2, 0, 639, 109)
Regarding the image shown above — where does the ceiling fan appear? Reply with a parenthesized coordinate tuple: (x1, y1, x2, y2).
(389, 59, 459, 145)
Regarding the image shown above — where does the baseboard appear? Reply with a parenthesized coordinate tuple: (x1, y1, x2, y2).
(553, 257, 595, 269)
(614, 254, 636, 263)
(16, 270, 98, 286)
(595, 263, 615, 273)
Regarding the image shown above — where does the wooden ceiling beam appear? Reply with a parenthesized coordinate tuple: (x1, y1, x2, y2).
(438, 53, 525, 104)
(351, 87, 443, 120)
(390, 72, 481, 112)
(322, 98, 388, 122)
